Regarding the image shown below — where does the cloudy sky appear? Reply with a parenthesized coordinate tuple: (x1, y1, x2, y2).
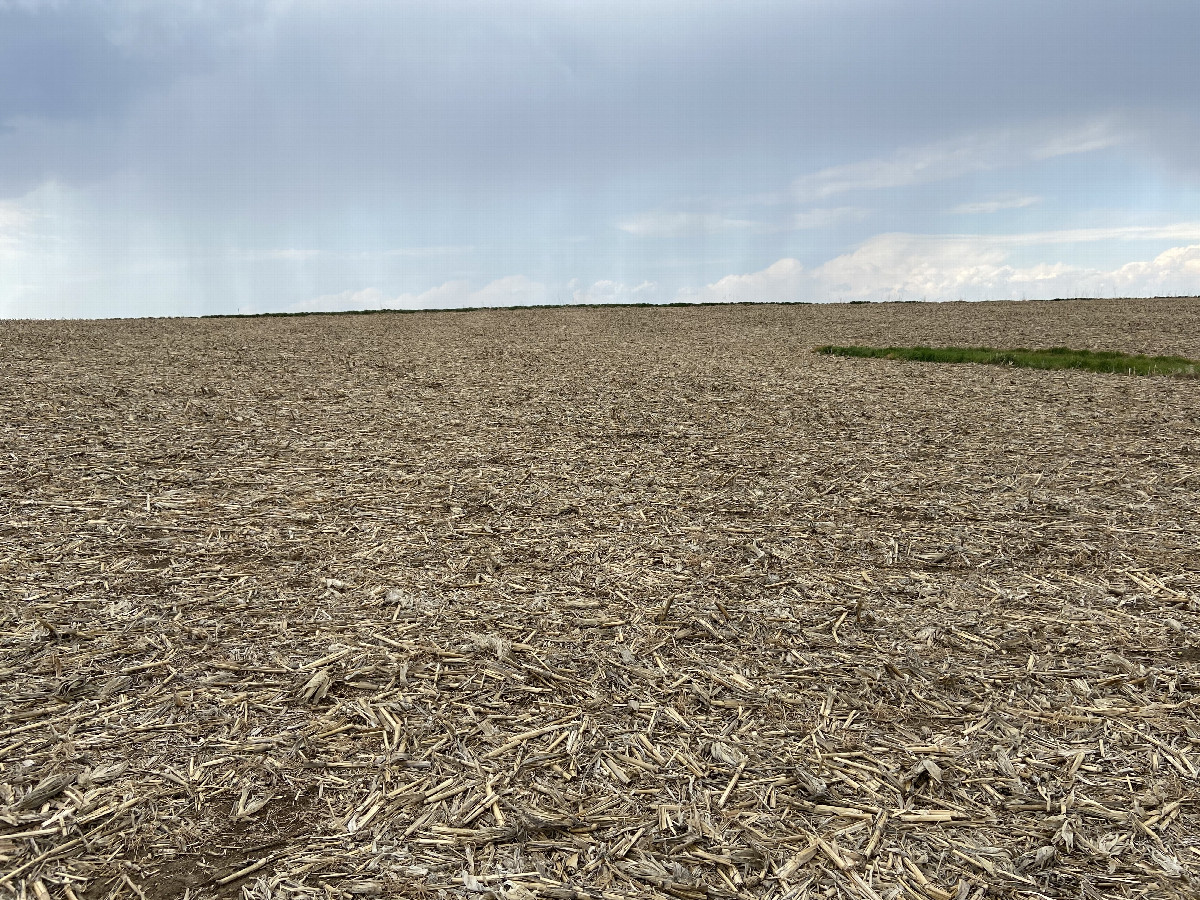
(2, 0, 1199, 318)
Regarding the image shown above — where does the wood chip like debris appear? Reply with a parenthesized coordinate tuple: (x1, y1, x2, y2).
(2, 297, 1199, 900)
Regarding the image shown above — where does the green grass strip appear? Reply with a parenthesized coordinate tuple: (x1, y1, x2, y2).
(814, 344, 1200, 377)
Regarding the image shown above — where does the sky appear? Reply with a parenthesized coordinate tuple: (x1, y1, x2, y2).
(1, 0, 1199, 318)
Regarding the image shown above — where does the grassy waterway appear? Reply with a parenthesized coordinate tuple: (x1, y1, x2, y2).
(815, 344, 1200, 376)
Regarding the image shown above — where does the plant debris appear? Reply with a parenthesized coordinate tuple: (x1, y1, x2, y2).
(2, 297, 1199, 899)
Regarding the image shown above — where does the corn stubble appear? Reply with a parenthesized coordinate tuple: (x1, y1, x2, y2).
(2, 297, 1199, 899)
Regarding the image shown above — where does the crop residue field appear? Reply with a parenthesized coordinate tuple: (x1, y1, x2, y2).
(2, 298, 1199, 899)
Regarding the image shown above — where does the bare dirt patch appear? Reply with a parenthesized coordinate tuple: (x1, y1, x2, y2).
(2, 298, 1199, 899)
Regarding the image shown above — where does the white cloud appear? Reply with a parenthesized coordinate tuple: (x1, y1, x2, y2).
(951, 196, 1041, 214)
(239, 245, 475, 263)
(790, 120, 1124, 202)
(620, 206, 865, 236)
(676, 233, 1200, 303)
(0, 202, 32, 231)
(569, 279, 659, 305)
(792, 147, 977, 202)
(617, 212, 757, 236)
(814, 234, 1015, 299)
(281, 287, 388, 314)
(1031, 118, 1124, 159)
(287, 275, 553, 314)
(983, 223, 1200, 246)
(677, 257, 811, 304)
(0, 199, 35, 259)
(406, 276, 535, 309)
(1105, 244, 1200, 294)
(791, 206, 868, 228)
(381, 245, 477, 258)
(263, 248, 322, 261)
(337, 232, 1191, 312)
(289, 276, 675, 315)
(0, 1, 70, 11)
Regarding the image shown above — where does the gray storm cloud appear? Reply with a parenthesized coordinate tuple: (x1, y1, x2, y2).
(4, 0, 1198, 200)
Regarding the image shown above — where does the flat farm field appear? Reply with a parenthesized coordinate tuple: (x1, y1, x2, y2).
(2, 298, 1200, 900)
